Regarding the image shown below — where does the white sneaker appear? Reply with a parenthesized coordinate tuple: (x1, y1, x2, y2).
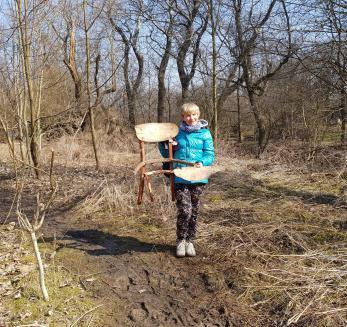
(176, 240, 186, 257)
(186, 241, 196, 257)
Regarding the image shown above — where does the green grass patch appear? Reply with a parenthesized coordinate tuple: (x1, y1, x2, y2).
(207, 194, 224, 203)
(4, 235, 101, 326)
(311, 228, 347, 244)
(265, 177, 344, 197)
(322, 130, 341, 144)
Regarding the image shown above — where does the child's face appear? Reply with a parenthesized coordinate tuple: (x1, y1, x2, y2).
(182, 112, 199, 126)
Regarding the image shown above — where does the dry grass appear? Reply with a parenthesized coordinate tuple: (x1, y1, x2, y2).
(199, 219, 347, 324)
(197, 153, 347, 326)
(46, 131, 139, 168)
(78, 178, 176, 221)
(78, 179, 137, 217)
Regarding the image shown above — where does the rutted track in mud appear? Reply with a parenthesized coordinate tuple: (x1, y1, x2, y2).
(58, 228, 242, 326)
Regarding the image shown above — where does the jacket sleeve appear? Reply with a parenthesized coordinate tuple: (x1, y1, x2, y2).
(158, 141, 169, 158)
(201, 130, 215, 166)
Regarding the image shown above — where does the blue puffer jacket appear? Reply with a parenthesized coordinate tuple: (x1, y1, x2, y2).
(159, 126, 215, 184)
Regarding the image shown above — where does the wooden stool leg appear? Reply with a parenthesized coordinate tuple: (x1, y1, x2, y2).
(137, 176, 145, 205)
(170, 175, 175, 201)
(169, 143, 175, 201)
(144, 175, 154, 202)
(137, 140, 146, 205)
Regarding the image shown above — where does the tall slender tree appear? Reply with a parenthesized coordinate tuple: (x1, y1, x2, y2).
(172, 0, 209, 102)
(15, 0, 48, 177)
(145, 0, 176, 122)
(109, 1, 144, 126)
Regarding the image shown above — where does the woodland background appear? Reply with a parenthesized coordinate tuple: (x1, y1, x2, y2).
(0, 0, 346, 171)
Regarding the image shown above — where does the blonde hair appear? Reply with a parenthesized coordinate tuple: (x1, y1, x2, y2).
(181, 103, 200, 116)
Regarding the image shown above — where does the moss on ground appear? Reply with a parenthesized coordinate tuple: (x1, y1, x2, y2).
(3, 231, 102, 326)
(310, 228, 347, 244)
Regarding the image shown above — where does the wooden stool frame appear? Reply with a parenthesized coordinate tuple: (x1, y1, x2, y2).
(134, 123, 194, 205)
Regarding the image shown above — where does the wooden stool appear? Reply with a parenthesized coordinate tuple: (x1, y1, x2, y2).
(134, 123, 211, 204)
(134, 123, 179, 205)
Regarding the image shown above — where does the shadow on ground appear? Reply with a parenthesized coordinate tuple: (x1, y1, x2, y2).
(211, 171, 346, 207)
(43, 229, 174, 256)
(266, 184, 346, 206)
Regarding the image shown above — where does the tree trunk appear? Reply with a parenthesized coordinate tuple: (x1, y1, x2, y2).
(156, 7, 173, 123)
(236, 81, 241, 143)
(62, 21, 83, 130)
(210, 0, 218, 148)
(16, 0, 41, 178)
(109, 14, 143, 126)
(340, 90, 346, 146)
(83, 0, 99, 169)
(89, 107, 99, 169)
(157, 36, 172, 122)
(181, 83, 190, 103)
(157, 76, 166, 122)
(128, 92, 136, 126)
(248, 89, 266, 157)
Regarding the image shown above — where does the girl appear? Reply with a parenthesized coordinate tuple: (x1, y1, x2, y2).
(160, 103, 215, 257)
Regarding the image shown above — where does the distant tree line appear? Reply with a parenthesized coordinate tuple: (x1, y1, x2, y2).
(0, 0, 345, 173)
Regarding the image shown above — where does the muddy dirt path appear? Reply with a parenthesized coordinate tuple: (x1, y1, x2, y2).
(46, 168, 258, 326)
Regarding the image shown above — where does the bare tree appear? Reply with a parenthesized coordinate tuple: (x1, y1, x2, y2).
(207, 0, 219, 145)
(0, 31, 33, 165)
(214, 13, 242, 142)
(15, 0, 47, 177)
(144, 0, 176, 122)
(109, 1, 144, 126)
(53, 0, 116, 169)
(196, 0, 242, 142)
(232, 0, 293, 156)
(172, 0, 209, 102)
(302, 0, 347, 146)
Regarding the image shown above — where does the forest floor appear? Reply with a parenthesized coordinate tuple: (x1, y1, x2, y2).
(1, 136, 347, 326)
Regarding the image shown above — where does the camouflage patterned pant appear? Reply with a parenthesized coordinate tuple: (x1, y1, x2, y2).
(174, 183, 205, 241)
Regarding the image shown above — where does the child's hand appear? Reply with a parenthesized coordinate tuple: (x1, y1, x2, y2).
(195, 162, 203, 168)
(168, 138, 178, 146)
